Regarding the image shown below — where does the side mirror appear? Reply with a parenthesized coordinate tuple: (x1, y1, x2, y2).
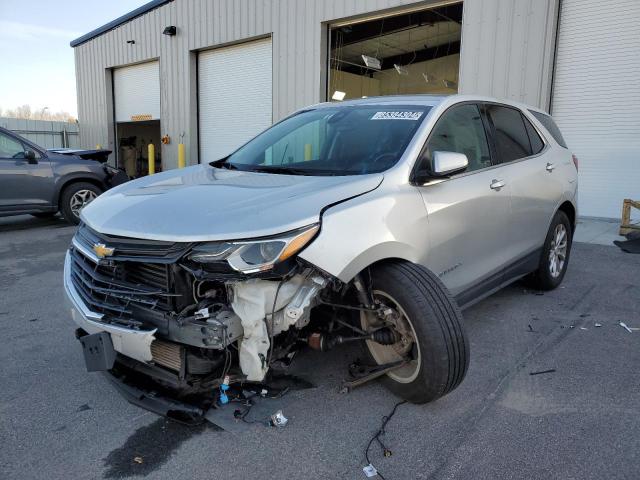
(431, 151, 468, 176)
(24, 150, 37, 164)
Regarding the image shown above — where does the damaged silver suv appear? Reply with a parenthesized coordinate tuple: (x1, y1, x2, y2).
(64, 95, 577, 421)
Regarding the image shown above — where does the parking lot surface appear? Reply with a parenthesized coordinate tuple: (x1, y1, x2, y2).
(1, 215, 639, 479)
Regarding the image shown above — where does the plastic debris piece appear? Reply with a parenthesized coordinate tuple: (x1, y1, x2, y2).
(270, 410, 288, 428)
(580, 327, 588, 330)
(529, 368, 556, 376)
(594, 323, 602, 327)
(363, 464, 378, 477)
(619, 322, 633, 333)
(260, 388, 268, 397)
(133, 457, 143, 464)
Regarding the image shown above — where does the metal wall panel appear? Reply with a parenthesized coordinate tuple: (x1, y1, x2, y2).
(0, 117, 80, 149)
(551, 0, 640, 219)
(74, 0, 558, 169)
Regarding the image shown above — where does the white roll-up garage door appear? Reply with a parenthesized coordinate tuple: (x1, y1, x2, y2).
(198, 38, 272, 161)
(114, 61, 161, 122)
(551, 0, 640, 219)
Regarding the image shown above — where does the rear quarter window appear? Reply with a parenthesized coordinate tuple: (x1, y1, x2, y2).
(530, 111, 568, 148)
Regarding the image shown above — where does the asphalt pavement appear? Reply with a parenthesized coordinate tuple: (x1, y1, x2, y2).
(1, 214, 639, 479)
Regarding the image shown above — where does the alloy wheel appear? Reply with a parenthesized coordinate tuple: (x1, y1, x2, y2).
(69, 189, 97, 218)
(549, 223, 568, 278)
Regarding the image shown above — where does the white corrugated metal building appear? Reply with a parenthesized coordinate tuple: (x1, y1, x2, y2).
(71, 0, 639, 218)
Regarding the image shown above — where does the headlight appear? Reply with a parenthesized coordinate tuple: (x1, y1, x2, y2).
(189, 224, 319, 274)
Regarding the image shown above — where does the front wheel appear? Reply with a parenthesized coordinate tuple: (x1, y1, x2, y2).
(60, 182, 102, 225)
(360, 261, 469, 404)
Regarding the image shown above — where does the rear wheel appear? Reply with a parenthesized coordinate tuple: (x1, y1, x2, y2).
(359, 261, 469, 403)
(528, 210, 572, 290)
(60, 182, 102, 225)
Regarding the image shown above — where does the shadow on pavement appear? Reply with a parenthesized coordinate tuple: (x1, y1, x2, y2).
(0, 214, 72, 233)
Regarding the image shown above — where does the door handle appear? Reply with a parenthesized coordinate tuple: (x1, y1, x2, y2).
(546, 162, 556, 172)
(490, 179, 505, 191)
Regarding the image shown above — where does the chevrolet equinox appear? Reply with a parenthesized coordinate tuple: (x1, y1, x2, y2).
(64, 95, 577, 421)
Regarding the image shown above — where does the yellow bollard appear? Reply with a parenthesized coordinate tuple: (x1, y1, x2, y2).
(148, 143, 155, 175)
(304, 144, 312, 161)
(178, 143, 186, 169)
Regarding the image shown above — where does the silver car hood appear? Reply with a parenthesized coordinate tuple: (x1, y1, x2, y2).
(81, 165, 383, 241)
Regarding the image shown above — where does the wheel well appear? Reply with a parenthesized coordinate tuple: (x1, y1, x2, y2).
(558, 201, 576, 233)
(57, 178, 104, 208)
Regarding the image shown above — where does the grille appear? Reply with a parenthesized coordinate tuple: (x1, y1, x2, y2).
(69, 247, 174, 319)
(75, 223, 190, 262)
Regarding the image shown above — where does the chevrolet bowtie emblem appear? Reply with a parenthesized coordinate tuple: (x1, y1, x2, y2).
(93, 243, 115, 258)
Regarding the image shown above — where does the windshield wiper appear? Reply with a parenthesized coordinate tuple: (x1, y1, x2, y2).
(209, 158, 239, 170)
(249, 165, 314, 175)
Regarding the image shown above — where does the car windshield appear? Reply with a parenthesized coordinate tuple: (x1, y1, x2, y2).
(213, 105, 431, 176)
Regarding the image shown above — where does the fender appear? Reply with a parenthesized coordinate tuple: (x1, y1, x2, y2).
(299, 183, 430, 283)
(53, 172, 108, 207)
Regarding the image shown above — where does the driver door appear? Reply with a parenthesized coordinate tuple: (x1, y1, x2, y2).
(414, 103, 511, 305)
(0, 131, 53, 212)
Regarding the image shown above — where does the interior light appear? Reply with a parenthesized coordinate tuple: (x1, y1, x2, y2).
(361, 55, 381, 70)
(394, 64, 409, 76)
(332, 91, 346, 101)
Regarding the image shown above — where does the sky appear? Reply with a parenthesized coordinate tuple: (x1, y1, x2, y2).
(0, 0, 149, 118)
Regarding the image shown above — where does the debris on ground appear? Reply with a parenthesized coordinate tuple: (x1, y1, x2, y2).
(580, 327, 588, 330)
(363, 464, 379, 477)
(529, 369, 556, 376)
(619, 322, 633, 333)
(133, 456, 143, 464)
(594, 323, 602, 327)
(270, 410, 288, 428)
(613, 231, 640, 254)
(362, 401, 407, 479)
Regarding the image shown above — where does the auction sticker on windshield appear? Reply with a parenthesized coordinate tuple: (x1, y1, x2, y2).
(371, 111, 423, 120)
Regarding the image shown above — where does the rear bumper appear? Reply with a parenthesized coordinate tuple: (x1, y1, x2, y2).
(63, 250, 157, 363)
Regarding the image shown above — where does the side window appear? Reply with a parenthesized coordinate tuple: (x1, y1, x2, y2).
(486, 105, 532, 162)
(530, 110, 568, 148)
(523, 116, 545, 154)
(421, 104, 492, 174)
(0, 132, 26, 159)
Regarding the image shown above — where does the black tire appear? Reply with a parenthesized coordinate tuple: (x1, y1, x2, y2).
(60, 182, 102, 225)
(360, 261, 469, 404)
(528, 210, 572, 291)
(30, 212, 57, 219)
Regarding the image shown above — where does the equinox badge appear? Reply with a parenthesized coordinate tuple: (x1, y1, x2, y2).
(93, 243, 115, 258)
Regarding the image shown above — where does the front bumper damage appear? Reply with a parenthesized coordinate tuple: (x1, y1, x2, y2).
(64, 248, 328, 420)
(64, 252, 157, 363)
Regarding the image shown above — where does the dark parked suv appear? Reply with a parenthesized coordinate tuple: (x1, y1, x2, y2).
(0, 126, 128, 224)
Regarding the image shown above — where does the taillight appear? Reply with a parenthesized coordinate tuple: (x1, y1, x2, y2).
(572, 154, 579, 171)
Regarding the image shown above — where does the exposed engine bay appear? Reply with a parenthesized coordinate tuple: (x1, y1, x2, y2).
(67, 223, 409, 417)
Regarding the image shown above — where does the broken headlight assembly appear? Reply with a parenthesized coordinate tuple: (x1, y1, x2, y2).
(188, 224, 319, 274)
